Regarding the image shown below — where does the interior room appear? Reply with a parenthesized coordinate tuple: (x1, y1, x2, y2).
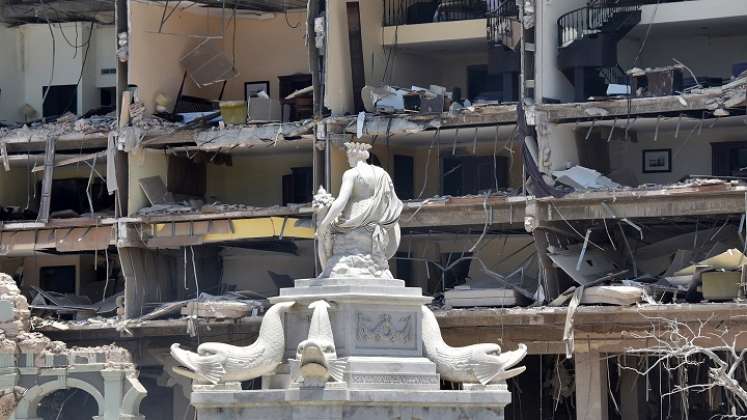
(0, 158, 112, 222)
(561, 116, 747, 187)
(327, 127, 524, 199)
(0, 246, 124, 320)
(127, 1, 312, 124)
(0, 22, 117, 126)
(325, 0, 521, 115)
(120, 240, 314, 318)
(128, 145, 313, 217)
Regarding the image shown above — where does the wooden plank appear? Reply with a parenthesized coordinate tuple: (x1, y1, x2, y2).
(119, 90, 132, 129)
(30, 150, 107, 173)
(345, 1, 365, 113)
(36, 135, 56, 223)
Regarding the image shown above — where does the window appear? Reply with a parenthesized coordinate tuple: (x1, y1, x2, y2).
(282, 167, 313, 205)
(395, 252, 414, 286)
(441, 252, 473, 290)
(442, 155, 509, 196)
(393, 155, 414, 200)
(100, 87, 116, 108)
(42, 85, 77, 118)
(39, 266, 76, 294)
(712, 142, 747, 177)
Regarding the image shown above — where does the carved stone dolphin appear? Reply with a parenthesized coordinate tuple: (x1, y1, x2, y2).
(170, 301, 295, 384)
(421, 305, 527, 385)
(295, 300, 344, 384)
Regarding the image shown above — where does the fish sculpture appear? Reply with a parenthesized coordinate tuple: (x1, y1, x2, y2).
(421, 305, 527, 385)
(294, 300, 344, 384)
(170, 301, 295, 384)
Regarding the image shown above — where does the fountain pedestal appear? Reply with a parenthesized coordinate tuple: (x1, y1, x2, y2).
(189, 278, 512, 420)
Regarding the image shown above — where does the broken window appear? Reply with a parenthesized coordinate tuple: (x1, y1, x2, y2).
(39, 265, 76, 294)
(42, 85, 78, 119)
(441, 252, 472, 290)
(282, 167, 313, 206)
(442, 155, 508, 196)
(43, 178, 114, 217)
(712, 142, 747, 177)
(393, 155, 415, 200)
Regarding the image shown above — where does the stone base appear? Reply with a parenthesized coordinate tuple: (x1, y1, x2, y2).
(191, 385, 511, 420)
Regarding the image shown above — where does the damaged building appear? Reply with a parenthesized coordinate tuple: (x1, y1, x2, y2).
(0, 0, 746, 418)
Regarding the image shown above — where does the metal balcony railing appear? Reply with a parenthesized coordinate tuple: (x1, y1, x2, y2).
(557, 0, 642, 48)
(383, 0, 488, 27)
(487, 0, 520, 47)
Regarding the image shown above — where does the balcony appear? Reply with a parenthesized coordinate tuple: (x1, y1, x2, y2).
(383, 0, 489, 27)
(381, 0, 518, 51)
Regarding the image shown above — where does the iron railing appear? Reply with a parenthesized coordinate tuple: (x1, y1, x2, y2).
(599, 64, 629, 86)
(557, 0, 641, 48)
(487, 0, 520, 47)
(383, 0, 488, 27)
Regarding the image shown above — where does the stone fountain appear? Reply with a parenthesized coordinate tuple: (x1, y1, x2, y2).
(170, 142, 527, 419)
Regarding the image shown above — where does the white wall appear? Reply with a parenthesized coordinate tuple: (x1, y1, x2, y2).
(94, 25, 116, 88)
(608, 119, 747, 185)
(324, 0, 489, 115)
(18, 23, 115, 119)
(535, 0, 587, 103)
(638, 0, 747, 26)
(619, 33, 747, 81)
(0, 25, 24, 124)
(23, 23, 87, 116)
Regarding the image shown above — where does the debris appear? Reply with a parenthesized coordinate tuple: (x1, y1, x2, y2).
(580, 285, 644, 306)
(673, 248, 747, 276)
(180, 38, 238, 88)
(552, 166, 620, 191)
(701, 271, 741, 301)
(444, 286, 516, 308)
(193, 120, 314, 147)
(138, 176, 174, 206)
(548, 246, 623, 286)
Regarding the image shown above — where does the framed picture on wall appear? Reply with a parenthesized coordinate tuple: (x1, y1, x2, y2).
(642, 149, 672, 173)
(245, 81, 270, 101)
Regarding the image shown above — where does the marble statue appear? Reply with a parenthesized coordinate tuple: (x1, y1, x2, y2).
(293, 300, 344, 386)
(170, 301, 295, 384)
(314, 142, 403, 279)
(421, 305, 527, 385)
(179, 141, 528, 419)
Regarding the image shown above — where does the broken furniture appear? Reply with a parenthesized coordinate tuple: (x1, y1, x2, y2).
(444, 286, 516, 307)
(219, 100, 248, 125)
(180, 39, 238, 88)
(29, 287, 122, 319)
(361, 85, 446, 114)
(628, 65, 685, 97)
(279, 74, 313, 122)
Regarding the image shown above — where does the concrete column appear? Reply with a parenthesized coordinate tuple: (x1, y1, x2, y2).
(575, 352, 608, 420)
(101, 369, 125, 420)
(620, 365, 641, 420)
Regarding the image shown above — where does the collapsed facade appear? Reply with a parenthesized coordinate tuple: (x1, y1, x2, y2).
(0, 0, 745, 418)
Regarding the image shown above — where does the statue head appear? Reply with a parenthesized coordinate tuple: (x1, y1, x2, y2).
(344, 142, 371, 168)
